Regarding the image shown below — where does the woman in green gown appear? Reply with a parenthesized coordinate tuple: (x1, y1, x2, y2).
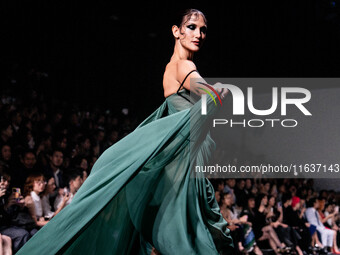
(17, 9, 234, 255)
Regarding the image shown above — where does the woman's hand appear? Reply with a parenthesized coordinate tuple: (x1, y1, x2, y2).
(214, 82, 229, 99)
(150, 247, 161, 255)
(5, 193, 24, 209)
(280, 223, 289, 228)
(227, 224, 239, 231)
(239, 215, 248, 224)
(0, 188, 6, 198)
(58, 193, 71, 211)
(62, 193, 71, 204)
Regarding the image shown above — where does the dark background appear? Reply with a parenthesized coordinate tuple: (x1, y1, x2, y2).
(1, 0, 340, 119)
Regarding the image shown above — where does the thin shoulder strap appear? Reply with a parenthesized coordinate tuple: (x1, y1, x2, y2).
(177, 70, 197, 93)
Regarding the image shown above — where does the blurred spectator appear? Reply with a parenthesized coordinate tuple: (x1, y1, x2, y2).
(234, 179, 248, 209)
(54, 135, 68, 152)
(9, 110, 22, 136)
(305, 197, 337, 253)
(0, 144, 12, 170)
(242, 193, 289, 254)
(220, 191, 262, 255)
(279, 193, 304, 255)
(35, 133, 53, 169)
(11, 149, 38, 191)
(41, 174, 70, 218)
(0, 169, 32, 253)
(318, 197, 340, 253)
(223, 179, 236, 205)
(44, 148, 64, 190)
(103, 129, 119, 150)
(76, 135, 91, 158)
(43, 148, 65, 210)
(284, 196, 313, 252)
(54, 168, 83, 211)
(0, 121, 13, 146)
(23, 173, 49, 228)
(92, 129, 105, 157)
(70, 156, 89, 182)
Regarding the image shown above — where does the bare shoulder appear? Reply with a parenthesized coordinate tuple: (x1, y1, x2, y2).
(176, 60, 197, 77)
(163, 60, 199, 97)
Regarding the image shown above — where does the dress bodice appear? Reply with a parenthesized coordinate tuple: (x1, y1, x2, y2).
(165, 89, 199, 115)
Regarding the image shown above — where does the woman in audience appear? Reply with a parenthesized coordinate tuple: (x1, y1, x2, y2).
(42, 175, 70, 218)
(284, 196, 315, 253)
(266, 195, 295, 249)
(241, 194, 288, 255)
(318, 197, 340, 253)
(220, 192, 262, 255)
(266, 195, 283, 225)
(0, 172, 14, 255)
(0, 144, 12, 170)
(324, 200, 338, 229)
(23, 173, 51, 228)
(279, 193, 305, 255)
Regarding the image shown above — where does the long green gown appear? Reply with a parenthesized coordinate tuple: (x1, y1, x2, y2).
(16, 78, 234, 255)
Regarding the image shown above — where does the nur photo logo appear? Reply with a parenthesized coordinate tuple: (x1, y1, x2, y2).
(197, 80, 312, 128)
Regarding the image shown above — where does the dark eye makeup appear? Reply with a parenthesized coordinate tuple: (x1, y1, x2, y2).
(187, 24, 196, 30)
(186, 24, 207, 34)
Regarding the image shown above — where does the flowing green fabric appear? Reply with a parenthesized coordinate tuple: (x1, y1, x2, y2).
(17, 88, 234, 255)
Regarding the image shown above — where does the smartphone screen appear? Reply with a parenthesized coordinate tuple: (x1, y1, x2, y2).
(12, 188, 21, 200)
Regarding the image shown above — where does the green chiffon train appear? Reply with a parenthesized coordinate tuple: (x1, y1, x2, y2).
(16, 89, 234, 255)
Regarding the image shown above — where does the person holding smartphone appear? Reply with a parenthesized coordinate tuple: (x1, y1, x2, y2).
(53, 168, 82, 211)
(23, 173, 50, 228)
(0, 171, 32, 253)
(41, 174, 70, 219)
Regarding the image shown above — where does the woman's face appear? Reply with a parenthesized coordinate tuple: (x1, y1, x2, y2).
(46, 177, 56, 194)
(269, 196, 276, 207)
(175, 14, 207, 52)
(248, 198, 255, 209)
(1, 145, 11, 161)
(264, 182, 270, 192)
(4, 125, 13, 138)
(326, 205, 333, 213)
(80, 158, 88, 170)
(60, 138, 67, 149)
(223, 194, 232, 207)
(279, 184, 286, 193)
(262, 196, 268, 206)
(0, 176, 10, 190)
(33, 178, 46, 194)
(293, 202, 300, 210)
(245, 179, 252, 189)
(318, 199, 325, 210)
(83, 139, 91, 150)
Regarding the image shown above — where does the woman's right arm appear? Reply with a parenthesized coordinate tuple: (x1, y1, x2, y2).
(52, 193, 70, 217)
